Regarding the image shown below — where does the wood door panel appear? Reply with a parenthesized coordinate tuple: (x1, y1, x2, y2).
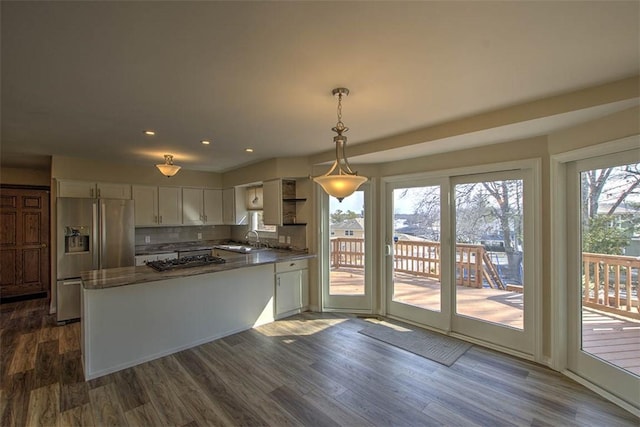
(1, 194, 17, 208)
(1, 212, 17, 246)
(0, 187, 50, 298)
(23, 212, 42, 244)
(22, 248, 41, 284)
(0, 249, 16, 286)
(23, 196, 42, 209)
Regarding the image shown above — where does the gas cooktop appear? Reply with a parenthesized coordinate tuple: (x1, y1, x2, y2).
(146, 254, 226, 272)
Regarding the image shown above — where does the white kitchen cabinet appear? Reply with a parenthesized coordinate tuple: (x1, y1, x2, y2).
(275, 259, 309, 318)
(96, 182, 131, 199)
(133, 185, 182, 226)
(58, 180, 130, 199)
(263, 179, 306, 226)
(222, 187, 248, 225)
(158, 187, 182, 225)
(262, 179, 282, 226)
(132, 185, 158, 226)
(183, 188, 223, 225)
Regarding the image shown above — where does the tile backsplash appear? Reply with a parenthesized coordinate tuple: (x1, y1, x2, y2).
(230, 224, 307, 250)
(135, 225, 231, 245)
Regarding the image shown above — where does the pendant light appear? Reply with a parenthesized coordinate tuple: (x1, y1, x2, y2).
(312, 87, 367, 202)
(156, 154, 181, 177)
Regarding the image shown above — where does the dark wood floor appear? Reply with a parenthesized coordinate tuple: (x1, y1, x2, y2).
(1, 298, 638, 426)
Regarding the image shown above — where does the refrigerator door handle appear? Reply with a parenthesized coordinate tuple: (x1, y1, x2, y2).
(100, 201, 107, 269)
(92, 202, 100, 270)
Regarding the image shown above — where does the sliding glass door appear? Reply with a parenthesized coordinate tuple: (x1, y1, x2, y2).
(385, 163, 538, 356)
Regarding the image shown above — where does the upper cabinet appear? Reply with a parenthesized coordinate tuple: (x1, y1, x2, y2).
(263, 179, 306, 226)
(222, 187, 248, 225)
(132, 185, 182, 226)
(183, 188, 223, 225)
(58, 180, 131, 199)
(157, 187, 182, 226)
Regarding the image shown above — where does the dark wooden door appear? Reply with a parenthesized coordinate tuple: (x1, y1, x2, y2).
(0, 187, 50, 298)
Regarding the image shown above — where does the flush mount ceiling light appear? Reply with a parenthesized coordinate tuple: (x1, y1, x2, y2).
(312, 87, 367, 202)
(156, 154, 181, 177)
(245, 148, 254, 153)
(201, 140, 211, 145)
(143, 130, 156, 136)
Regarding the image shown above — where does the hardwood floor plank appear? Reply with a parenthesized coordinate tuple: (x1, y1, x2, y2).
(57, 403, 95, 427)
(135, 359, 194, 426)
(58, 323, 80, 354)
(269, 385, 341, 427)
(88, 383, 127, 427)
(112, 367, 150, 412)
(8, 331, 38, 374)
(60, 351, 90, 413)
(124, 402, 164, 427)
(25, 383, 59, 427)
(174, 349, 267, 426)
(34, 340, 60, 388)
(0, 370, 34, 427)
(300, 386, 375, 427)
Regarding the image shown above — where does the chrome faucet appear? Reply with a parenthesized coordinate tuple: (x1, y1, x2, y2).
(245, 229, 260, 247)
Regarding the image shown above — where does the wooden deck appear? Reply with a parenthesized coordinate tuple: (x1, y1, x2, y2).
(330, 267, 640, 376)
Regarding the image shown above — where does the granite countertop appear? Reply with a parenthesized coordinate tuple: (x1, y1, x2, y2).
(81, 249, 315, 290)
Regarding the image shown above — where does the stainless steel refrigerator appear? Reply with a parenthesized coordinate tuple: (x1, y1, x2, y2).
(56, 197, 135, 322)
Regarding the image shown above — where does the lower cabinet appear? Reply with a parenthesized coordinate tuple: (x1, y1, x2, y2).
(275, 259, 309, 319)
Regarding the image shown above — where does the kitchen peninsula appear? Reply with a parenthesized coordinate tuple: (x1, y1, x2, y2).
(80, 249, 313, 380)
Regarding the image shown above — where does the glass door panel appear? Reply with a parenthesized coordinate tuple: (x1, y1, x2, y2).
(578, 160, 640, 376)
(391, 186, 442, 312)
(454, 179, 525, 330)
(386, 180, 449, 330)
(323, 186, 372, 311)
(451, 169, 534, 354)
(567, 150, 640, 410)
(329, 190, 365, 296)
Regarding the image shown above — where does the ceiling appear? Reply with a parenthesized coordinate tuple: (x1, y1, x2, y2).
(2, 1, 639, 172)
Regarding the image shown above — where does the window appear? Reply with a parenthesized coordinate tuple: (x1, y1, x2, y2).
(344, 230, 353, 236)
(250, 211, 277, 234)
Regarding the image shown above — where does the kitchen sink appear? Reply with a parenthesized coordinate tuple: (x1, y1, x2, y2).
(213, 244, 265, 253)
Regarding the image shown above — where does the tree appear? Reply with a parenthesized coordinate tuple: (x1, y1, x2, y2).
(583, 215, 631, 255)
(330, 209, 359, 224)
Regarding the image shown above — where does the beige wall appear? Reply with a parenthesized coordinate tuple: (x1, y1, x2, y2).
(51, 155, 223, 188)
(0, 166, 51, 186)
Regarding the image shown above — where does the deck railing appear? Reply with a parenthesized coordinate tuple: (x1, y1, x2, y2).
(330, 238, 640, 318)
(583, 252, 639, 319)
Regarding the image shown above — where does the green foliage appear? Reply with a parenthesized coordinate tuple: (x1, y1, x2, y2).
(330, 209, 359, 224)
(583, 215, 632, 255)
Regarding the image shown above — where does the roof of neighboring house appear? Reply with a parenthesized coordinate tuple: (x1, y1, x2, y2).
(330, 218, 364, 231)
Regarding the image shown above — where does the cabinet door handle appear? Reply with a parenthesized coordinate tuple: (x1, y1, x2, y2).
(277, 277, 280, 287)
(204, 215, 207, 221)
(90, 188, 94, 198)
(97, 188, 101, 198)
(154, 215, 158, 224)
(159, 215, 163, 224)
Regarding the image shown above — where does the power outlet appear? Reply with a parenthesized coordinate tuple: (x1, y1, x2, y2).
(197, 232, 202, 240)
(278, 236, 286, 243)
(144, 236, 151, 244)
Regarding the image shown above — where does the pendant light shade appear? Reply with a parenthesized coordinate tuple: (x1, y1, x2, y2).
(156, 154, 181, 177)
(312, 88, 367, 202)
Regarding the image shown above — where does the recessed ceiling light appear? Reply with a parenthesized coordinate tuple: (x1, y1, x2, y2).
(143, 130, 156, 136)
(201, 140, 211, 145)
(245, 148, 254, 153)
